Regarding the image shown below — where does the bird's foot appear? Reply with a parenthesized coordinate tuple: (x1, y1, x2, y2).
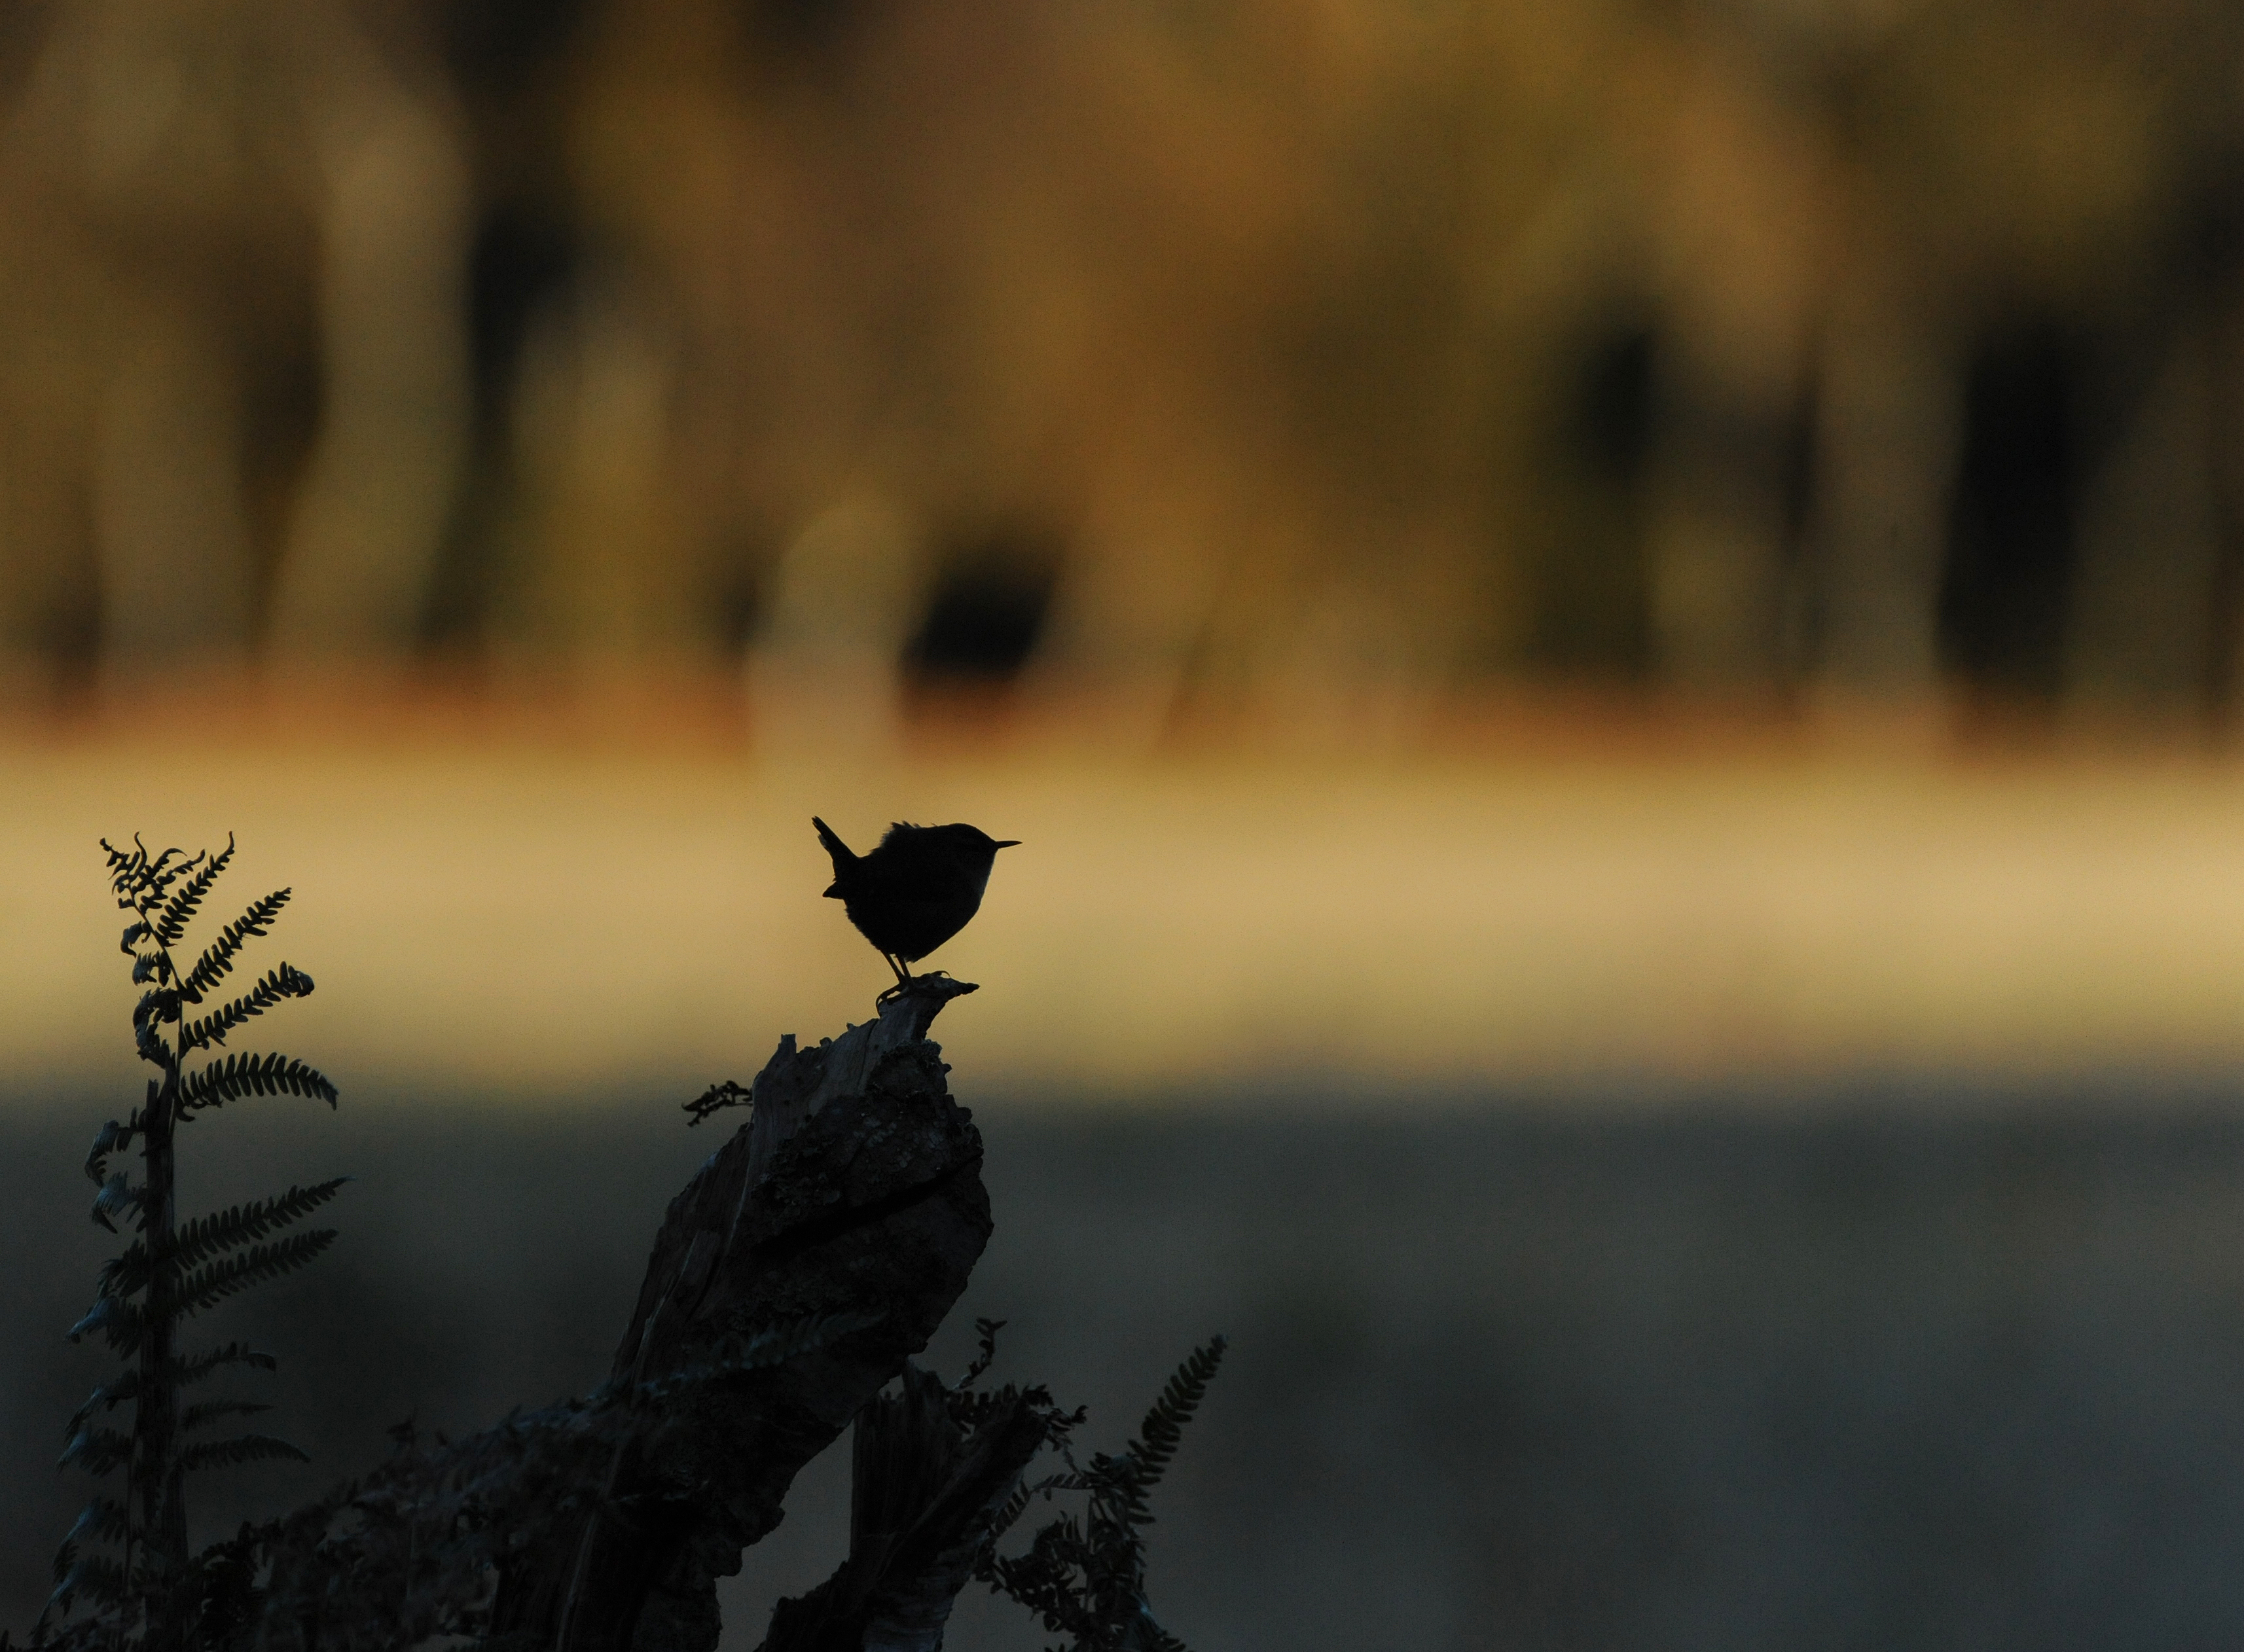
(874, 969, 973, 1008)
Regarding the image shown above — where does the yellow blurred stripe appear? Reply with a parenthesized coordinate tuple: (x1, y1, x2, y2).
(6, 738, 2244, 1102)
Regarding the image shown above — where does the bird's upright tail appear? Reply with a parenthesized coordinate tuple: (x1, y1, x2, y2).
(811, 816, 855, 897)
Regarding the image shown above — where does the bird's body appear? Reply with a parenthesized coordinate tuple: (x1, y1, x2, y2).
(813, 817, 1019, 994)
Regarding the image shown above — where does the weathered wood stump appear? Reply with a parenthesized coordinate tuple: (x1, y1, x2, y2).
(247, 979, 1008, 1652)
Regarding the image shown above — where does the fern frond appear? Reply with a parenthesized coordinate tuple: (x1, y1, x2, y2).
(95, 1241, 150, 1304)
(62, 1498, 130, 1552)
(64, 1376, 137, 1437)
(168, 1181, 349, 1272)
(149, 848, 194, 907)
(179, 1052, 338, 1112)
(170, 1230, 337, 1318)
(83, 1119, 136, 1187)
(179, 963, 314, 1052)
(89, 1170, 141, 1234)
(114, 842, 194, 914)
(47, 1549, 130, 1615)
(57, 1426, 132, 1476)
(175, 1434, 308, 1473)
(152, 837, 233, 946)
(173, 1343, 278, 1388)
(1126, 1336, 1225, 1495)
(960, 1316, 1007, 1386)
(181, 1400, 271, 1435)
(105, 836, 182, 907)
(132, 988, 179, 1039)
(65, 1293, 141, 1352)
(987, 1478, 1036, 1543)
(178, 889, 291, 1005)
(979, 1338, 1225, 1652)
(1142, 1616, 1191, 1652)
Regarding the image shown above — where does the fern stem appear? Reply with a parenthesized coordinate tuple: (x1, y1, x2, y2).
(136, 892, 190, 1652)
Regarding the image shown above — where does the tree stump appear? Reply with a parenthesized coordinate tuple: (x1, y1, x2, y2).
(247, 979, 998, 1652)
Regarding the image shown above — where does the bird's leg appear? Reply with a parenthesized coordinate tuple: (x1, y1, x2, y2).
(875, 952, 914, 1003)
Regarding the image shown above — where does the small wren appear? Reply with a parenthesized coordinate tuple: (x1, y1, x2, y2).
(812, 817, 1019, 996)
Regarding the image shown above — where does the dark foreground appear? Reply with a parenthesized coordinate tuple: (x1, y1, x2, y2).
(7, 1080, 2244, 1651)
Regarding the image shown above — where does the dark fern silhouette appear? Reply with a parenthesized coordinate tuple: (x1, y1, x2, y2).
(752, 1318, 1224, 1652)
(39, 838, 340, 1652)
(977, 1333, 1227, 1652)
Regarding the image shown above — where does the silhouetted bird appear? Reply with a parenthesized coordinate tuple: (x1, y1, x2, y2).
(814, 817, 1019, 996)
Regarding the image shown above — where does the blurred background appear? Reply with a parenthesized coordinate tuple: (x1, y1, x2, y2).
(9, 0, 2244, 1644)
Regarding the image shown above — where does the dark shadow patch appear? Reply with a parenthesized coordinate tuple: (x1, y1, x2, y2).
(1938, 325, 2086, 700)
(440, 0, 593, 95)
(740, 0, 873, 57)
(419, 206, 579, 651)
(1522, 324, 1657, 678)
(465, 206, 577, 426)
(1578, 325, 1657, 485)
(0, 0, 56, 107)
(904, 532, 1062, 688)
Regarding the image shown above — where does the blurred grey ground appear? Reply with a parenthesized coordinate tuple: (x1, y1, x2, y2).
(10, 1081, 2244, 1650)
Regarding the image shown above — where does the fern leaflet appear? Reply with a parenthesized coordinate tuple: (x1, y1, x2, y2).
(57, 1426, 132, 1476)
(153, 836, 234, 946)
(172, 1342, 279, 1388)
(175, 1435, 310, 1474)
(179, 963, 315, 1052)
(960, 1316, 1007, 1387)
(65, 1293, 141, 1352)
(1125, 1335, 1225, 1497)
(181, 1400, 273, 1434)
(61, 1499, 128, 1551)
(82, 1119, 137, 1187)
(167, 1181, 350, 1272)
(93, 1243, 150, 1304)
(63, 1376, 137, 1438)
(88, 1170, 140, 1233)
(47, 1549, 130, 1615)
(178, 889, 291, 1004)
(169, 1230, 337, 1318)
(179, 1052, 337, 1111)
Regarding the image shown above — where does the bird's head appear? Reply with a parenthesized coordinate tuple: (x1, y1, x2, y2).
(930, 823, 1021, 863)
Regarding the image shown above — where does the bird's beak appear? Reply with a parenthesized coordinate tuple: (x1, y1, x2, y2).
(994, 840, 1021, 849)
